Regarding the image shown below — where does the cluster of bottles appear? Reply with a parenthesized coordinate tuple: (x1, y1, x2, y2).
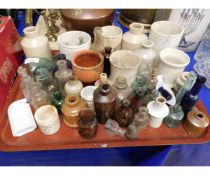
(18, 45, 207, 140)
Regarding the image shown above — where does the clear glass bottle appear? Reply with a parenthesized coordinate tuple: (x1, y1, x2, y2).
(137, 63, 152, 82)
(103, 46, 112, 76)
(131, 76, 147, 97)
(163, 104, 184, 128)
(54, 59, 72, 92)
(78, 108, 97, 139)
(143, 89, 159, 106)
(30, 83, 50, 110)
(131, 87, 145, 113)
(113, 76, 130, 110)
(147, 68, 158, 92)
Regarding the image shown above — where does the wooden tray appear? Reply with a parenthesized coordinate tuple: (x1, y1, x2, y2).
(0, 76, 210, 151)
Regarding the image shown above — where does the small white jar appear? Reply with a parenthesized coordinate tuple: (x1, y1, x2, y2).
(80, 86, 97, 109)
(34, 105, 60, 135)
(64, 75, 83, 96)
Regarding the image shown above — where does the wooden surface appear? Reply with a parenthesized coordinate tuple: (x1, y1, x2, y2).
(0, 76, 210, 151)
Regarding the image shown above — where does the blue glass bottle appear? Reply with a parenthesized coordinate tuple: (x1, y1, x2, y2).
(181, 75, 206, 115)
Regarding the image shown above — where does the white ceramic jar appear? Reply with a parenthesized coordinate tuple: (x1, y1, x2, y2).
(147, 96, 169, 128)
(149, 21, 184, 65)
(80, 86, 97, 109)
(135, 40, 157, 72)
(122, 23, 148, 51)
(21, 26, 52, 59)
(109, 50, 141, 87)
(57, 31, 91, 60)
(157, 48, 190, 88)
(64, 75, 83, 96)
(34, 105, 60, 135)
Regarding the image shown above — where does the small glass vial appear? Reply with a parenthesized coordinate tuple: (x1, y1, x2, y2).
(113, 76, 130, 110)
(78, 108, 97, 139)
(131, 87, 145, 113)
(134, 106, 150, 130)
(163, 104, 184, 128)
(126, 123, 138, 140)
(54, 59, 72, 92)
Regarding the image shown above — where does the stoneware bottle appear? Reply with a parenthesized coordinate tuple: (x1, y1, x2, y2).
(147, 96, 169, 128)
(94, 73, 112, 88)
(21, 26, 52, 59)
(122, 23, 148, 51)
(93, 83, 116, 124)
(64, 75, 83, 96)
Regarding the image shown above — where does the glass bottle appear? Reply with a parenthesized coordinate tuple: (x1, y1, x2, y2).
(147, 68, 158, 92)
(17, 66, 35, 102)
(103, 46, 112, 76)
(113, 76, 130, 110)
(131, 76, 147, 97)
(54, 59, 72, 92)
(93, 83, 116, 124)
(131, 87, 145, 113)
(126, 123, 138, 140)
(143, 89, 159, 106)
(78, 108, 97, 139)
(181, 75, 206, 115)
(115, 99, 134, 127)
(53, 53, 72, 70)
(30, 83, 50, 110)
(64, 75, 83, 96)
(137, 63, 153, 82)
(51, 91, 64, 114)
(163, 104, 184, 128)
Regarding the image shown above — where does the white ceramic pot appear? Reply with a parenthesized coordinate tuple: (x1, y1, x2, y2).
(157, 48, 190, 88)
(21, 26, 52, 59)
(147, 96, 169, 128)
(109, 50, 141, 87)
(134, 40, 157, 72)
(80, 86, 97, 109)
(149, 21, 184, 64)
(91, 25, 123, 52)
(34, 105, 60, 135)
(122, 23, 148, 51)
(57, 31, 91, 60)
(64, 75, 83, 96)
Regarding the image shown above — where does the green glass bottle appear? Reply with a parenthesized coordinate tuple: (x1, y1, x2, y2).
(51, 91, 64, 114)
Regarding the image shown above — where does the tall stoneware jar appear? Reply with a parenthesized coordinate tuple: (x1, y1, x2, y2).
(21, 26, 52, 59)
(61, 95, 86, 128)
(122, 23, 148, 51)
(93, 83, 116, 124)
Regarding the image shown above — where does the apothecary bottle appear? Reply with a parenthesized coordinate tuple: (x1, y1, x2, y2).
(61, 95, 86, 128)
(113, 76, 130, 110)
(30, 83, 50, 110)
(143, 89, 159, 106)
(64, 75, 83, 96)
(131, 87, 145, 113)
(51, 91, 64, 114)
(115, 99, 134, 127)
(134, 106, 150, 130)
(163, 104, 184, 128)
(147, 68, 158, 92)
(54, 59, 72, 92)
(78, 108, 97, 139)
(181, 75, 206, 115)
(131, 76, 147, 97)
(103, 46, 112, 76)
(93, 83, 116, 124)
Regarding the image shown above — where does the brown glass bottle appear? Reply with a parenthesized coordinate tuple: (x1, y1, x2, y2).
(93, 83, 116, 124)
(78, 108, 97, 139)
(115, 99, 134, 127)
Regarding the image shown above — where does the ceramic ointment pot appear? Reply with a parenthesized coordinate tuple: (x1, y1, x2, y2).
(57, 31, 91, 60)
(80, 86, 97, 109)
(34, 105, 60, 135)
(109, 50, 141, 87)
(147, 96, 169, 128)
(71, 50, 104, 83)
(157, 48, 190, 88)
(182, 107, 209, 136)
(122, 23, 148, 51)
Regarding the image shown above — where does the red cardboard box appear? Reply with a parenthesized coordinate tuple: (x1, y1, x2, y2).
(0, 16, 22, 111)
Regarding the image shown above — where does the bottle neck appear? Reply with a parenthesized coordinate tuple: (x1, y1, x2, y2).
(190, 76, 206, 96)
(129, 23, 144, 34)
(57, 60, 67, 73)
(24, 26, 39, 38)
(99, 84, 111, 96)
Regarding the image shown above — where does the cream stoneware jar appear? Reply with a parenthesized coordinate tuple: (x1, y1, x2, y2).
(109, 50, 141, 87)
(157, 48, 190, 88)
(34, 105, 60, 135)
(122, 23, 148, 51)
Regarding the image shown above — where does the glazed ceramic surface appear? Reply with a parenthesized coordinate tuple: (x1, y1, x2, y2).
(157, 48, 190, 88)
(21, 26, 52, 59)
(91, 25, 123, 53)
(122, 23, 148, 51)
(147, 96, 169, 128)
(72, 50, 104, 83)
(57, 31, 91, 60)
(64, 75, 83, 96)
(80, 86, 97, 109)
(34, 105, 60, 135)
(149, 21, 184, 61)
(94, 73, 112, 88)
(109, 50, 141, 87)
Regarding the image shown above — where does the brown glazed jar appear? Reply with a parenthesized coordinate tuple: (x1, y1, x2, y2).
(115, 99, 134, 127)
(182, 107, 209, 136)
(61, 95, 86, 128)
(78, 108, 97, 139)
(93, 83, 116, 124)
(60, 9, 114, 38)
